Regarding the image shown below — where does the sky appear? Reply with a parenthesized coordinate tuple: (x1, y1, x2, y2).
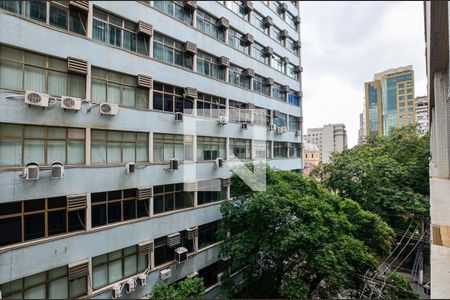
(301, 1, 427, 148)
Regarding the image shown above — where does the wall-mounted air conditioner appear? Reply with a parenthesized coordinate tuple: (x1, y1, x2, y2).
(271, 124, 277, 131)
(51, 161, 64, 179)
(23, 162, 40, 180)
(175, 112, 183, 122)
(61, 96, 82, 111)
(160, 268, 172, 281)
(112, 284, 122, 299)
(126, 279, 135, 294)
(25, 90, 49, 108)
(175, 247, 188, 263)
(218, 116, 228, 125)
(125, 162, 135, 174)
(138, 274, 147, 287)
(241, 123, 248, 130)
(100, 102, 119, 116)
(215, 157, 224, 168)
(169, 158, 179, 170)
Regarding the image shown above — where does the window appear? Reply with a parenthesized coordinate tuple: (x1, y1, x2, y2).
(92, 245, 148, 290)
(271, 53, 284, 73)
(398, 89, 405, 95)
(153, 1, 193, 25)
(266, 141, 272, 158)
(407, 94, 413, 99)
(289, 115, 300, 131)
(0, 266, 87, 299)
(229, 138, 251, 159)
(153, 33, 193, 70)
(253, 74, 270, 96)
(287, 64, 298, 79)
(251, 43, 269, 65)
(274, 142, 288, 158)
(399, 102, 405, 107)
(289, 143, 301, 158)
(398, 83, 405, 88)
(407, 88, 413, 93)
(154, 231, 194, 267)
(287, 38, 297, 54)
(288, 91, 300, 106)
(153, 82, 193, 113)
(197, 136, 226, 161)
(93, 9, 149, 55)
(230, 1, 246, 18)
(91, 189, 149, 228)
(198, 220, 221, 249)
(253, 107, 268, 127)
(0, 45, 86, 98)
(250, 12, 268, 34)
(196, 51, 225, 81)
(0, 124, 85, 166)
(1, 1, 87, 35)
(91, 130, 148, 164)
(0, 196, 86, 247)
(196, 92, 226, 119)
(286, 12, 296, 29)
(228, 28, 248, 54)
(254, 140, 268, 159)
(399, 96, 405, 101)
(272, 83, 285, 101)
(153, 133, 194, 162)
(198, 262, 221, 288)
(270, 26, 284, 45)
(91, 67, 149, 108)
(229, 100, 252, 124)
(197, 180, 227, 205)
(229, 65, 250, 89)
(196, 10, 225, 41)
(407, 101, 414, 106)
(153, 183, 194, 215)
(273, 112, 287, 127)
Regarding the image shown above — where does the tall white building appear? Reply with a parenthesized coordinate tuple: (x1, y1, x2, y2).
(304, 123, 347, 163)
(358, 112, 365, 144)
(0, 1, 302, 299)
(415, 96, 429, 135)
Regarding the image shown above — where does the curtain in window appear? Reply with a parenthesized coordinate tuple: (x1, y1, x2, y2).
(153, 42, 164, 61)
(124, 255, 137, 277)
(68, 74, 86, 98)
(164, 144, 174, 161)
(164, 47, 174, 64)
(92, 264, 107, 289)
(67, 141, 84, 164)
(93, 19, 107, 42)
(91, 79, 106, 102)
(23, 140, 45, 165)
(107, 142, 121, 163)
(47, 140, 66, 164)
(122, 86, 135, 107)
(69, 278, 87, 298)
(122, 143, 136, 162)
(107, 83, 121, 104)
(108, 260, 122, 283)
(48, 71, 67, 97)
(91, 142, 106, 164)
(0, 60, 23, 90)
(0, 139, 22, 166)
(48, 277, 69, 299)
(153, 143, 163, 162)
(135, 88, 148, 108)
(24, 66, 45, 93)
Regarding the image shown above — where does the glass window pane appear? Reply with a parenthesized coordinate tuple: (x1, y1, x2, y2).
(24, 66, 45, 93)
(91, 142, 106, 164)
(93, 265, 108, 289)
(107, 142, 121, 163)
(107, 83, 121, 104)
(24, 285, 46, 299)
(108, 260, 122, 283)
(24, 213, 45, 241)
(68, 74, 86, 98)
(69, 9, 87, 35)
(124, 254, 137, 277)
(23, 140, 45, 165)
(0, 60, 23, 91)
(123, 143, 136, 162)
(91, 79, 106, 101)
(48, 276, 68, 299)
(0, 140, 22, 166)
(47, 140, 66, 164)
(50, 4, 68, 29)
(67, 140, 84, 164)
(122, 86, 135, 107)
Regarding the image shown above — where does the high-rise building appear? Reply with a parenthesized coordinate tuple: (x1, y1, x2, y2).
(415, 96, 429, 135)
(365, 66, 415, 137)
(358, 112, 365, 144)
(304, 123, 347, 163)
(0, 1, 302, 298)
(424, 2, 450, 298)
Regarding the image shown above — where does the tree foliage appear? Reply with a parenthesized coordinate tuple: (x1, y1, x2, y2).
(149, 277, 205, 299)
(220, 166, 394, 298)
(313, 124, 430, 229)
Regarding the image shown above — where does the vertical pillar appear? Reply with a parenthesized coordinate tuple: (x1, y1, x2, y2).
(149, 132, 153, 162)
(192, 135, 197, 162)
(251, 140, 255, 159)
(86, 193, 92, 230)
(85, 63, 91, 101)
(148, 85, 153, 110)
(85, 128, 91, 165)
(86, 2, 94, 39)
(225, 137, 230, 160)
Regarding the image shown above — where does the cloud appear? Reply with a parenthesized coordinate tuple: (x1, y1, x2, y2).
(301, 1, 426, 147)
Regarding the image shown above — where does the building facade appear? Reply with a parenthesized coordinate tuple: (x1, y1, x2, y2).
(424, 1, 450, 298)
(415, 96, 429, 135)
(0, 1, 302, 299)
(365, 65, 415, 137)
(304, 123, 347, 163)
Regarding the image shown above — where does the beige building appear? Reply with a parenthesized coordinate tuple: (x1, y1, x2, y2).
(303, 143, 319, 176)
(424, 1, 450, 298)
(304, 123, 347, 163)
(415, 96, 429, 135)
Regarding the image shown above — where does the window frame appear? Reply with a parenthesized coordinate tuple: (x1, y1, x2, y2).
(153, 133, 194, 162)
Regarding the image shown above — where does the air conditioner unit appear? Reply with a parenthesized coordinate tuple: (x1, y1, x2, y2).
(23, 162, 40, 180)
(271, 124, 277, 131)
(187, 227, 198, 240)
(295, 130, 302, 136)
(175, 112, 183, 122)
(138, 274, 147, 287)
(126, 279, 136, 294)
(215, 157, 224, 168)
(221, 177, 231, 187)
(112, 284, 122, 299)
(175, 247, 188, 263)
(125, 162, 135, 174)
(61, 96, 82, 111)
(169, 158, 179, 170)
(100, 102, 119, 116)
(51, 161, 64, 179)
(276, 126, 285, 134)
(183, 87, 198, 99)
(160, 268, 172, 281)
(167, 232, 181, 247)
(241, 123, 248, 130)
(25, 90, 49, 108)
(218, 116, 228, 125)
(183, 182, 198, 192)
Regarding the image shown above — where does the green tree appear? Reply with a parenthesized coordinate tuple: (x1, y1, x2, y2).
(150, 277, 205, 299)
(384, 273, 420, 299)
(314, 124, 430, 229)
(220, 166, 394, 298)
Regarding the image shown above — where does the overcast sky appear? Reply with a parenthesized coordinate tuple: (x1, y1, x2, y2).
(301, 1, 427, 148)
